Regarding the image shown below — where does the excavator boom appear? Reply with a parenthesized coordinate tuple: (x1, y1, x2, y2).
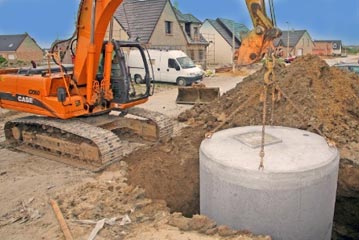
(236, 0, 281, 65)
(73, 0, 123, 99)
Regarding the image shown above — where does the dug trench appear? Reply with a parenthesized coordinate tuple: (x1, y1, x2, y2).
(112, 55, 359, 239)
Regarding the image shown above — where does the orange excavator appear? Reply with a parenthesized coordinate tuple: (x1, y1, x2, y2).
(0, 0, 173, 171)
(0, 0, 279, 171)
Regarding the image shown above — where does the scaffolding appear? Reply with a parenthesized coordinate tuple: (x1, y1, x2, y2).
(202, 33, 216, 67)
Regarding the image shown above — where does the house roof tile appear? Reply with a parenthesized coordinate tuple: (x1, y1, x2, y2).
(206, 18, 248, 48)
(217, 18, 249, 40)
(114, 0, 167, 43)
(275, 30, 308, 48)
(173, 8, 201, 24)
(314, 40, 342, 50)
(0, 33, 27, 51)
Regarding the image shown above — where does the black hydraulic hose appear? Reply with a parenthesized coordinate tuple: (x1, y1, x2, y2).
(269, 0, 277, 27)
(145, 47, 156, 96)
(50, 0, 85, 65)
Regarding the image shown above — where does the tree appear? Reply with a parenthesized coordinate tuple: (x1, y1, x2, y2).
(0, 56, 6, 65)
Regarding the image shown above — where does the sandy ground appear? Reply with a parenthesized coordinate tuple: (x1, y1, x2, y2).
(1, 56, 357, 239)
(0, 68, 261, 240)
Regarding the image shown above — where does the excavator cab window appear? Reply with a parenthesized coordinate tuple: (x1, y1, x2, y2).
(111, 53, 122, 78)
(96, 53, 105, 81)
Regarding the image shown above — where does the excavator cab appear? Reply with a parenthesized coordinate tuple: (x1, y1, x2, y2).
(96, 40, 152, 106)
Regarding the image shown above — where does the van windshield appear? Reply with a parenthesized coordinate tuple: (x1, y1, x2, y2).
(177, 57, 195, 69)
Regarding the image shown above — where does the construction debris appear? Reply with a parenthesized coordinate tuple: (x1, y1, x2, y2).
(87, 218, 106, 240)
(50, 199, 73, 240)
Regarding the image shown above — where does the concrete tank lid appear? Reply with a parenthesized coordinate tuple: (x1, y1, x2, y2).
(200, 126, 338, 173)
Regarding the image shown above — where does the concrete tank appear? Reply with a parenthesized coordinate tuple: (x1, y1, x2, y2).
(200, 126, 339, 240)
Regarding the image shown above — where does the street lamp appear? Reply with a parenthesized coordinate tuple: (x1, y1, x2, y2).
(286, 21, 290, 57)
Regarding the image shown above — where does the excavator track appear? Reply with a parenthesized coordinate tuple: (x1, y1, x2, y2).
(4, 108, 173, 171)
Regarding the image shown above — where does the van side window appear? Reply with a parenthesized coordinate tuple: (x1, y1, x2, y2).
(168, 58, 179, 69)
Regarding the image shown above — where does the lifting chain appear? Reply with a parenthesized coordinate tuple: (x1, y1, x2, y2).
(259, 51, 279, 170)
(259, 51, 336, 170)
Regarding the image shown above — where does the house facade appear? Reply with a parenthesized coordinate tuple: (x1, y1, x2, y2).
(200, 18, 248, 66)
(109, 0, 207, 66)
(173, 8, 208, 67)
(274, 30, 314, 57)
(0, 33, 43, 62)
(312, 40, 342, 56)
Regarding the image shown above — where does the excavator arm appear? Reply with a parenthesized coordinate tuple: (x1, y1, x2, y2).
(235, 0, 281, 65)
(73, 0, 124, 104)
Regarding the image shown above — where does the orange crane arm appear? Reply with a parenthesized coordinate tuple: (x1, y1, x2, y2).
(236, 0, 281, 65)
(72, 0, 123, 103)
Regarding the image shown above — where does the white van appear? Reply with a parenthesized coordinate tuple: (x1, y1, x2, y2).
(128, 49, 203, 86)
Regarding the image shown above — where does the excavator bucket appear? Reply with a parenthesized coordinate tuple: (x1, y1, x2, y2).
(176, 83, 220, 104)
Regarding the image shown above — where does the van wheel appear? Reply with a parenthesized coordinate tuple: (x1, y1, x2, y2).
(134, 75, 143, 84)
(177, 78, 187, 86)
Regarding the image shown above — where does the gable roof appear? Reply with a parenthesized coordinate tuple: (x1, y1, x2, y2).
(274, 30, 309, 47)
(217, 18, 249, 40)
(314, 40, 342, 50)
(0, 33, 27, 51)
(114, 0, 167, 43)
(205, 18, 248, 48)
(173, 7, 201, 24)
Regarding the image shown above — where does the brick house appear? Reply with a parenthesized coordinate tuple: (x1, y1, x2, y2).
(313, 40, 342, 56)
(0, 33, 43, 62)
(109, 0, 207, 66)
(274, 30, 314, 57)
(200, 18, 249, 66)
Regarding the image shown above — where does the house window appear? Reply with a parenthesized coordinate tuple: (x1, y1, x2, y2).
(199, 50, 204, 61)
(185, 23, 191, 37)
(194, 27, 199, 35)
(165, 21, 173, 35)
(194, 27, 199, 40)
(189, 50, 195, 60)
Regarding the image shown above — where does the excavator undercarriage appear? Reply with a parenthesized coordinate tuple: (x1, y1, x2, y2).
(4, 108, 173, 171)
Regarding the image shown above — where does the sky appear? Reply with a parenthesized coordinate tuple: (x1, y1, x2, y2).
(0, 0, 358, 48)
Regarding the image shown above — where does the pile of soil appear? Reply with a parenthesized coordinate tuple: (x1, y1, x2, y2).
(120, 55, 359, 239)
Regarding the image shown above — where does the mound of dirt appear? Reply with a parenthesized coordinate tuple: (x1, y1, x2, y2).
(120, 55, 359, 238)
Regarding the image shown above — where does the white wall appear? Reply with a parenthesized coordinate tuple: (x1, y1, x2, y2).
(200, 20, 233, 66)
